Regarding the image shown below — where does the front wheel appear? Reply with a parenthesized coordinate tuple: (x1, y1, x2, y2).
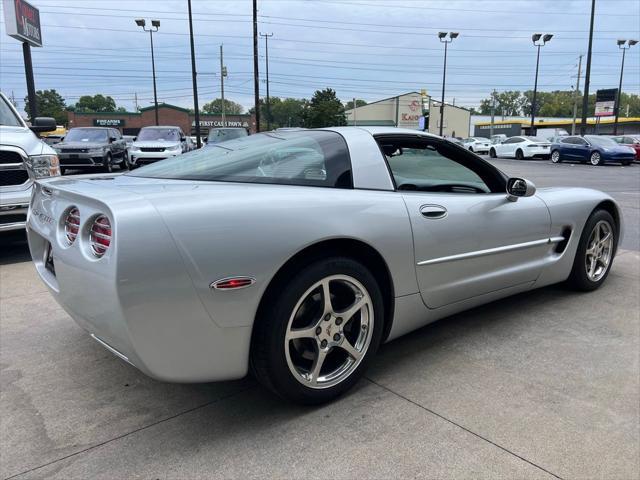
(515, 149, 524, 160)
(121, 151, 130, 170)
(567, 209, 616, 291)
(489, 148, 497, 158)
(102, 154, 113, 173)
(590, 151, 603, 166)
(251, 257, 384, 404)
(551, 150, 562, 163)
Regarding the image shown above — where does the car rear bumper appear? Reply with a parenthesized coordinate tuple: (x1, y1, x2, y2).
(524, 147, 551, 158)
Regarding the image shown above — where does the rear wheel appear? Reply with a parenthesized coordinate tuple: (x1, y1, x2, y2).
(567, 209, 616, 291)
(468, 146, 474, 153)
(251, 257, 384, 404)
(489, 148, 497, 158)
(551, 150, 561, 163)
(622, 160, 631, 166)
(590, 151, 603, 166)
(515, 149, 524, 160)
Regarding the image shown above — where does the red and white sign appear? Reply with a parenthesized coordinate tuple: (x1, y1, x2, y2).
(3, 0, 43, 47)
(595, 101, 615, 117)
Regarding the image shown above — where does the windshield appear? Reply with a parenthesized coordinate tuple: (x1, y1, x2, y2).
(0, 95, 24, 127)
(128, 130, 352, 188)
(137, 128, 181, 142)
(207, 128, 248, 143)
(586, 136, 618, 147)
(65, 128, 108, 142)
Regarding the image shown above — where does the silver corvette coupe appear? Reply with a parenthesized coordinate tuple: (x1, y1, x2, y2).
(27, 127, 622, 404)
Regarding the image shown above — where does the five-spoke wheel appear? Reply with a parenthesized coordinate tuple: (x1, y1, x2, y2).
(284, 275, 373, 389)
(584, 220, 613, 282)
(251, 257, 383, 404)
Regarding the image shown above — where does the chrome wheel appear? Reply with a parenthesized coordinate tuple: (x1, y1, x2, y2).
(551, 150, 561, 163)
(590, 152, 601, 166)
(284, 274, 373, 389)
(585, 220, 613, 282)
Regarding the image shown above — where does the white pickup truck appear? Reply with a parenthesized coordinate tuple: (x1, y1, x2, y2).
(1, 92, 60, 232)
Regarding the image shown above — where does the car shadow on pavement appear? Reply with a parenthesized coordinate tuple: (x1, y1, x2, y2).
(0, 231, 31, 265)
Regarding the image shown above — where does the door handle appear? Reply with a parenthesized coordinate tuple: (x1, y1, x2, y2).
(420, 205, 448, 219)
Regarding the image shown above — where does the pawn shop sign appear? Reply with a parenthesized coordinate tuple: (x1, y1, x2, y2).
(3, 0, 43, 47)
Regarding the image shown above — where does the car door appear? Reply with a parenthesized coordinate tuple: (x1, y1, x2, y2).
(497, 137, 515, 157)
(376, 135, 552, 309)
(573, 137, 590, 161)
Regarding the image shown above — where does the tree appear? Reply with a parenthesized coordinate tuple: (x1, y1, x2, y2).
(201, 98, 244, 115)
(74, 94, 117, 113)
(344, 99, 367, 110)
(250, 97, 309, 130)
(23, 89, 67, 124)
(305, 88, 346, 128)
(479, 90, 526, 117)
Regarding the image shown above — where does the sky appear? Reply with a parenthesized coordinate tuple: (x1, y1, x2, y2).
(1, 0, 639, 115)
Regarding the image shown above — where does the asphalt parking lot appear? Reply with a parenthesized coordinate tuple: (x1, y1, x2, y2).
(1, 159, 639, 479)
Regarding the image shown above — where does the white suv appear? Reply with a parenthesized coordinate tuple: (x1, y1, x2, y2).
(0, 92, 60, 232)
(128, 126, 188, 167)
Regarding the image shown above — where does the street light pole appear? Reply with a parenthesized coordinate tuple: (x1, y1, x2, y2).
(135, 18, 160, 126)
(438, 32, 458, 137)
(613, 39, 638, 135)
(187, 0, 201, 147)
(580, 0, 596, 136)
(260, 33, 273, 130)
(530, 33, 553, 136)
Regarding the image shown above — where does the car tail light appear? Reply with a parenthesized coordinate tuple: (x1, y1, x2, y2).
(90, 215, 112, 257)
(64, 207, 80, 245)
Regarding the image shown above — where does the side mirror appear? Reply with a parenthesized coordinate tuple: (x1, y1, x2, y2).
(29, 117, 57, 133)
(133, 137, 137, 141)
(110, 137, 117, 142)
(180, 136, 186, 142)
(506, 177, 536, 202)
(203, 137, 208, 143)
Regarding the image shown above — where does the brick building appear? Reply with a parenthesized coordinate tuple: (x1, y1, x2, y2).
(67, 103, 256, 136)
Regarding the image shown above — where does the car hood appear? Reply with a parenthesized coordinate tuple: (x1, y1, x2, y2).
(55, 142, 106, 149)
(0, 125, 52, 155)
(132, 141, 181, 148)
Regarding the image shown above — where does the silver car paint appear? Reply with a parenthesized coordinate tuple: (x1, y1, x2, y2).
(27, 127, 621, 382)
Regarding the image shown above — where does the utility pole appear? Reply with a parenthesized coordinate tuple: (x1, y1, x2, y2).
(572, 54, 583, 135)
(490, 89, 496, 139)
(187, 0, 202, 147)
(23, 42, 37, 120)
(252, 0, 260, 132)
(220, 44, 226, 125)
(134, 92, 139, 111)
(353, 97, 357, 126)
(260, 33, 273, 130)
(580, 0, 596, 136)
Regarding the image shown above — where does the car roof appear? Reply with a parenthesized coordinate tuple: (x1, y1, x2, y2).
(141, 125, 181, 130)
(325, 126, 441, 139)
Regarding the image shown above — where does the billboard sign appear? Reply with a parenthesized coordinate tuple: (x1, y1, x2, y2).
(595, 88, 617, 117)
(3, 0, 43, 47)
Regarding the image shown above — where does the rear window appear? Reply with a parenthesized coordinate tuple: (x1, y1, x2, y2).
(128, 130, 352, 188)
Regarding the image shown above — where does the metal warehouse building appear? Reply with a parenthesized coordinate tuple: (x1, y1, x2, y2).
(345, 91, 471, 137)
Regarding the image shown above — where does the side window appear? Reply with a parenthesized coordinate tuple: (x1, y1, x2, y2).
(504, 137, 518, 144)
(562, 137, 575, 144)
(377, 137, 501, 194)
(575, 138, 588, 146)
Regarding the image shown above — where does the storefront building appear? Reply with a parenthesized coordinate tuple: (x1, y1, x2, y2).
(345, 91, 471, 137)
(67, 103, 256, 136)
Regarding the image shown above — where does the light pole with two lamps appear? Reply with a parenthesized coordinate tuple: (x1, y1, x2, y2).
(613, 39, 638, 135)
(529, 33, 553, 135)
(438, 31, 458, 137)
(135, 18, 160, 126)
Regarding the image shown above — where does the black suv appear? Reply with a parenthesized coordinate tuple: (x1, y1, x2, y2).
(53, 127, 128, 174)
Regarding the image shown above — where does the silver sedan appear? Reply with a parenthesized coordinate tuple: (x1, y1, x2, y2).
(27, 127, 622, 404)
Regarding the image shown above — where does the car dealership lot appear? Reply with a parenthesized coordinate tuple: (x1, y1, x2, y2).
(1, 160, 639, 479)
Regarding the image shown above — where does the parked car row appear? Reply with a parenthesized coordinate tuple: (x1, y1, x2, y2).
(470, 133, 639, 166)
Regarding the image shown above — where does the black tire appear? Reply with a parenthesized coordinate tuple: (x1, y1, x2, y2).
(102, 153, 113, 173)
(250, 257, 384, 404)
(566, 209, 616, 291)
(489, 148, 497, 158)
(121, 151, 130, 170)
(589, 151, 603, 166)
(515, 149, 524, 160)
(622, 161, 631, 166)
